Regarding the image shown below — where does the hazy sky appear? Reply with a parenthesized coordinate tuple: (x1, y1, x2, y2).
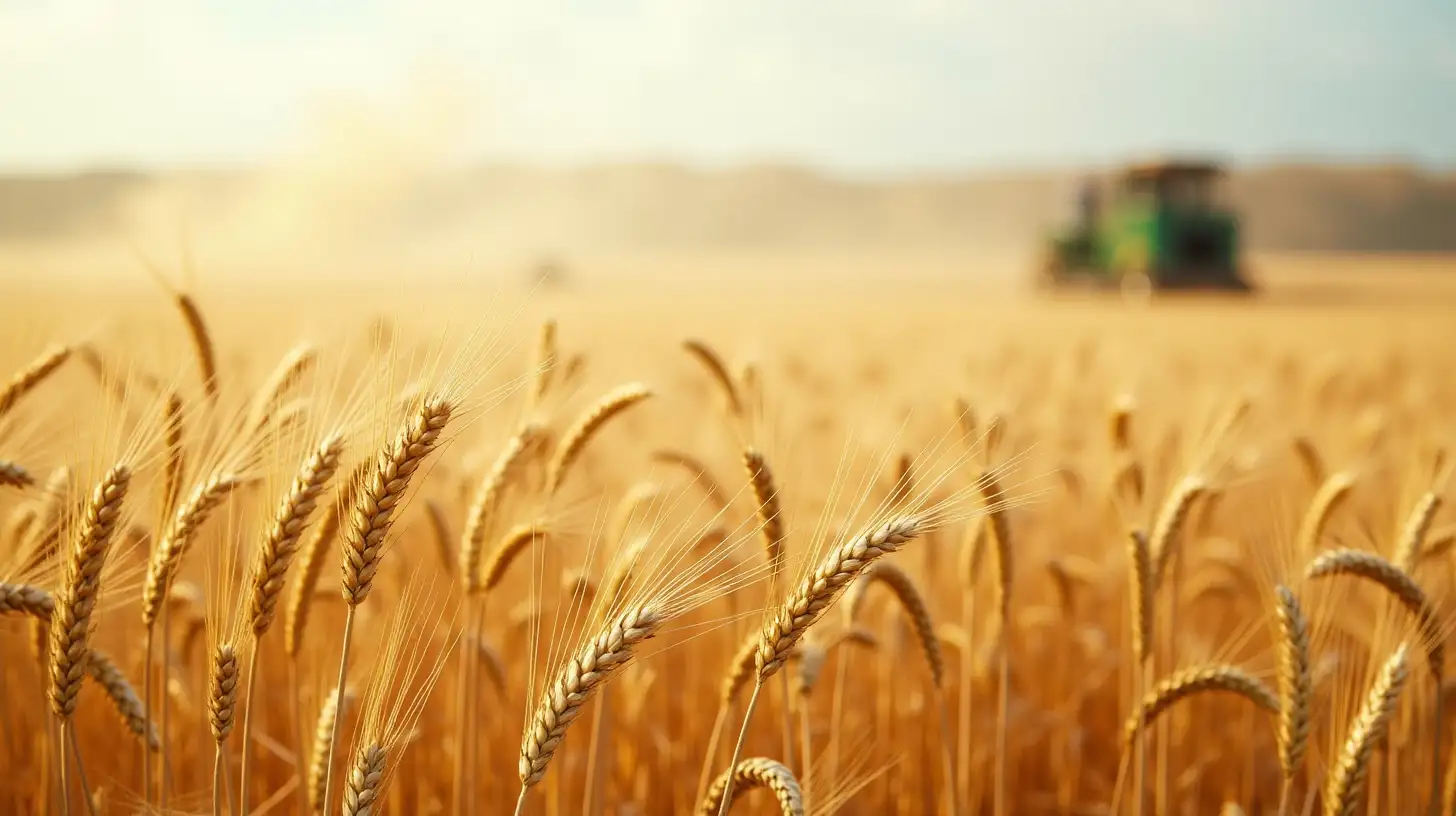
(4, 0, 1453, 174)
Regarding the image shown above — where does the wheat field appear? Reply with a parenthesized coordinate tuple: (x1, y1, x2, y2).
(2, 260, 1455, 816)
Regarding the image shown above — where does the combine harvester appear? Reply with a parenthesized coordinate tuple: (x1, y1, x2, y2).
(1039, 159, 1255, 295)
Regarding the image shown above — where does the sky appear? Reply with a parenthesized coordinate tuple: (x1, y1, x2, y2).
(3, 0, 1454, 175)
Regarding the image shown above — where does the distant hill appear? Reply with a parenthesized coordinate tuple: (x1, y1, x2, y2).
(1, 163, 1452, 255)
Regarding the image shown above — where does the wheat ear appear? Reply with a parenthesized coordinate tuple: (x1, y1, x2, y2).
(239, 434, 343, 815)
(844, 561, 943, 686)
(84, 647, 160, 750)
(1394, 490, 1442, 572)
(683, 338, 743, 416)
(48, 465, 130, 717)
(0, 582, 55, 618)
(481, 524, 548, 592)
(744, 448, 787, 578)
(651, 449, 730, 510)
(1304, 549, 1443, 677)
(756, 515, 928, 681)
(246, 435, 344, 635)
(518, 604, 663, 790)
(843, 559, 956, 814)
(175, 292, 219, 402)
(342, 396, 453, 606)
(1149, 476, 1207, 590)
(307, 688, 351, 814)
(326, 397, 452, 814)
(247, 343, 316, 431)
(529, 318, 557, 410)
(142, 473, 242, 626)
(543, 383, 652, 495)
(342, 743, 387, 816)
(460, 423, 544, 592)
(284, 499, 340, 658)
(1123, 664, 1279, 747)
(161, 391, 186, 517)
(1324, 644, 1410, 816)
(0, 344, 71, 419)
(17, 466, 72, 577)
(1128, 530, 1154, 666)
(1292, 435, 1324, 485)
(208, 643, 239, 741)
(699, 757, 804, 816)
(1296, 471, 1356, 555)
(1273, 585, 1311, 815)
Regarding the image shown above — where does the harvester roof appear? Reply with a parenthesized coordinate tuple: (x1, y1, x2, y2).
(1120, 159, 1224, 184)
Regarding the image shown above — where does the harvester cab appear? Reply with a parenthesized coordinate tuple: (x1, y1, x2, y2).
(1040, 160, 1254, 294)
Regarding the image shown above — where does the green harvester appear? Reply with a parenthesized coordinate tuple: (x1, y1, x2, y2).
(1039, 159, 1253, 293)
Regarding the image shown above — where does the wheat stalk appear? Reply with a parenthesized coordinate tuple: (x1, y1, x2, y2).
(0, 344, 71, 419)
(699, 757, 804, 816)
(1324, 644, 1410, 816)
(543, 383, 652, 495)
